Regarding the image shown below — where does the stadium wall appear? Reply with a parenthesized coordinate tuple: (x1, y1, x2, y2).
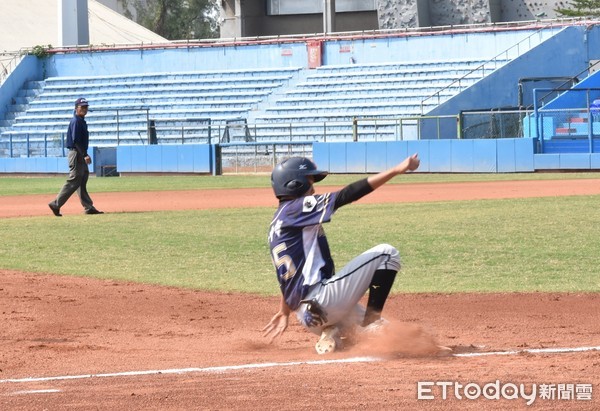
(40, 28, 544, 77)
(3, 140, 600, 174)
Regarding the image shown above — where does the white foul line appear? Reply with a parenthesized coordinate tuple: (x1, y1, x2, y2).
(1, 346, 598, 385)
(454, 345, 600, 357)
(10, 389, 61, 395)
(0, 356, 378, 384)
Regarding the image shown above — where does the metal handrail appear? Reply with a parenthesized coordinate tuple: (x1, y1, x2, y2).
(419, 21, 564, 115)
(0, 52, 24, 86)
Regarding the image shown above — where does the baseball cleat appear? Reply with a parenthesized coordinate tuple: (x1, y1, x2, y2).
(315, 326, 340, 354)
(360, 318, 390, 335)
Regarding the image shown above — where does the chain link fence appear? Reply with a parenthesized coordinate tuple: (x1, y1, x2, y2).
(460, 109, 532, 139)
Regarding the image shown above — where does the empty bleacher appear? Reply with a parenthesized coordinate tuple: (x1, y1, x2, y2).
(0, 67, 303, 157)
(248, 58, 510, 141)
(0, 57, 512, 156)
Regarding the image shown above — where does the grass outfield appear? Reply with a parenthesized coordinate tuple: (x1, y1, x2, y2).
(1, 171, 600, 196)
(1, 174, 598, 294)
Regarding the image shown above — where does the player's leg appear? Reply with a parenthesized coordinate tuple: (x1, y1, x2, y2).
(299, 244, 400, 354)
(52, 150, 82, 208)
(77, 159, 95, 212)
(300, 243, 400, 328)
(363, 267, 397, 326)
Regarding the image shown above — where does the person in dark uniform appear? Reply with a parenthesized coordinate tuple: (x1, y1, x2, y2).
(263, 155, 422, 354)
(48, 98, 103, 216)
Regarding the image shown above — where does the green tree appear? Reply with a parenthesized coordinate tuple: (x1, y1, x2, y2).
(555, 0, 600, 16)
(122, 0, 219, 40)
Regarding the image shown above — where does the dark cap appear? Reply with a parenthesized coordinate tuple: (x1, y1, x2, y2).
(75, 97, 89, 107)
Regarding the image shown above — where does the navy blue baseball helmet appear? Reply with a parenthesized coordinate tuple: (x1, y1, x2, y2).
(271, 157, 328, 199)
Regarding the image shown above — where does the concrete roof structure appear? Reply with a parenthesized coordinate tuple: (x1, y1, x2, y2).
(0, 0, 167, 53)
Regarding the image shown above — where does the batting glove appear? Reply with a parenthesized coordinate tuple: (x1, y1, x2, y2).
(300, 298, 328, 327)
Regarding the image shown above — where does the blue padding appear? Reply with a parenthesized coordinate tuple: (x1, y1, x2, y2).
(161, 145, 179, 172)
(429, 140, 452, 172)
(497, 139, 516, 172)
(146, 145, 162, 172)
(514, 138, 535, 171)
(473, 139, 497, 172)
(14, 158, 27, 173)
(560, 154, 591, 169)
(116, 146, 132, 172)
(451, 140, 474, 172)
(365, 142, 387, 172)
(47, 157, 62, 173)
(591, 154, 600, 169)
(33, 158, 45, 173)
(0, 158, 11, 172)
(407, 140, 429, 172)
(61, 157, 70, 173)
(177, 145, 195, 172)
(328, 143, 347, 173)
(386, 141, 409, 169)
(129, 146, 148, 172)
(193, 145, 210, 173)
(534, 154, 560, 169)
(312, 142, 330, 171)
(346, 142, 366, 173)
(131, 146, 147, 172)
(116, 144, 212, 173)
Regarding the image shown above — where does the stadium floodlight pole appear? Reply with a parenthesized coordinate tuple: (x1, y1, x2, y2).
(323, 0, 336, 34)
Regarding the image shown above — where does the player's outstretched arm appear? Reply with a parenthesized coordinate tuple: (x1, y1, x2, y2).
(332, 153, 420, 210)
(262, 296, 292, 343)
(367, 153, 420, 190)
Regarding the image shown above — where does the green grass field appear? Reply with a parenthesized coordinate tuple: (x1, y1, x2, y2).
(1, 173, 599, 294)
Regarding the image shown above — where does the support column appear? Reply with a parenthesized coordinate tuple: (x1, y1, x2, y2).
(323, 0, 336, 34)
(58, 0, 90, 46)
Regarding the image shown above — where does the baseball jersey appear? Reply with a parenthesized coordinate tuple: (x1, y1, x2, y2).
(268, 192, 339, 310)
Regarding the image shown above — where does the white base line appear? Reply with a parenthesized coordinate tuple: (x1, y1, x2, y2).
(11, 389, 61, 395)
(0, 357, 379, 384)
(454, 345, 600, 357)
(1, 346, 598, 385)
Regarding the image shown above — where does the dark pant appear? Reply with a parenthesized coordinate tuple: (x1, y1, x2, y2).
(52, 150, 94, 211)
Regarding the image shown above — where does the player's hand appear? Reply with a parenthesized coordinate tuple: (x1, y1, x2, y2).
(400, 153, 419, 172)
(262, 311, 289, 343)
(299, 299, 328, 328)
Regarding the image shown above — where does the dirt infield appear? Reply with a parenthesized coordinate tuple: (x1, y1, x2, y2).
(1, 178, 599, 410)
(2, 178, 600, 218)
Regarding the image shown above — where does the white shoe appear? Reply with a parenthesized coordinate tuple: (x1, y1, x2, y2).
(315, 326, 340, 354)
(360, 318, 390, 335)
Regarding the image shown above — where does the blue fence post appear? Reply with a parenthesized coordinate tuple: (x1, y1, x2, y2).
(587, 90, 593, 154)
(44, 133, 48, 157)
(26, 134, 30, 158)
(533, 89, 543, 153)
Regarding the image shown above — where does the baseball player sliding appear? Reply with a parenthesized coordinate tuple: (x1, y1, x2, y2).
(263, 154, 420, 354)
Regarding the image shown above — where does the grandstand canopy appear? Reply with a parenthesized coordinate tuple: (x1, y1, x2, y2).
(0, 0, 167, 53)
